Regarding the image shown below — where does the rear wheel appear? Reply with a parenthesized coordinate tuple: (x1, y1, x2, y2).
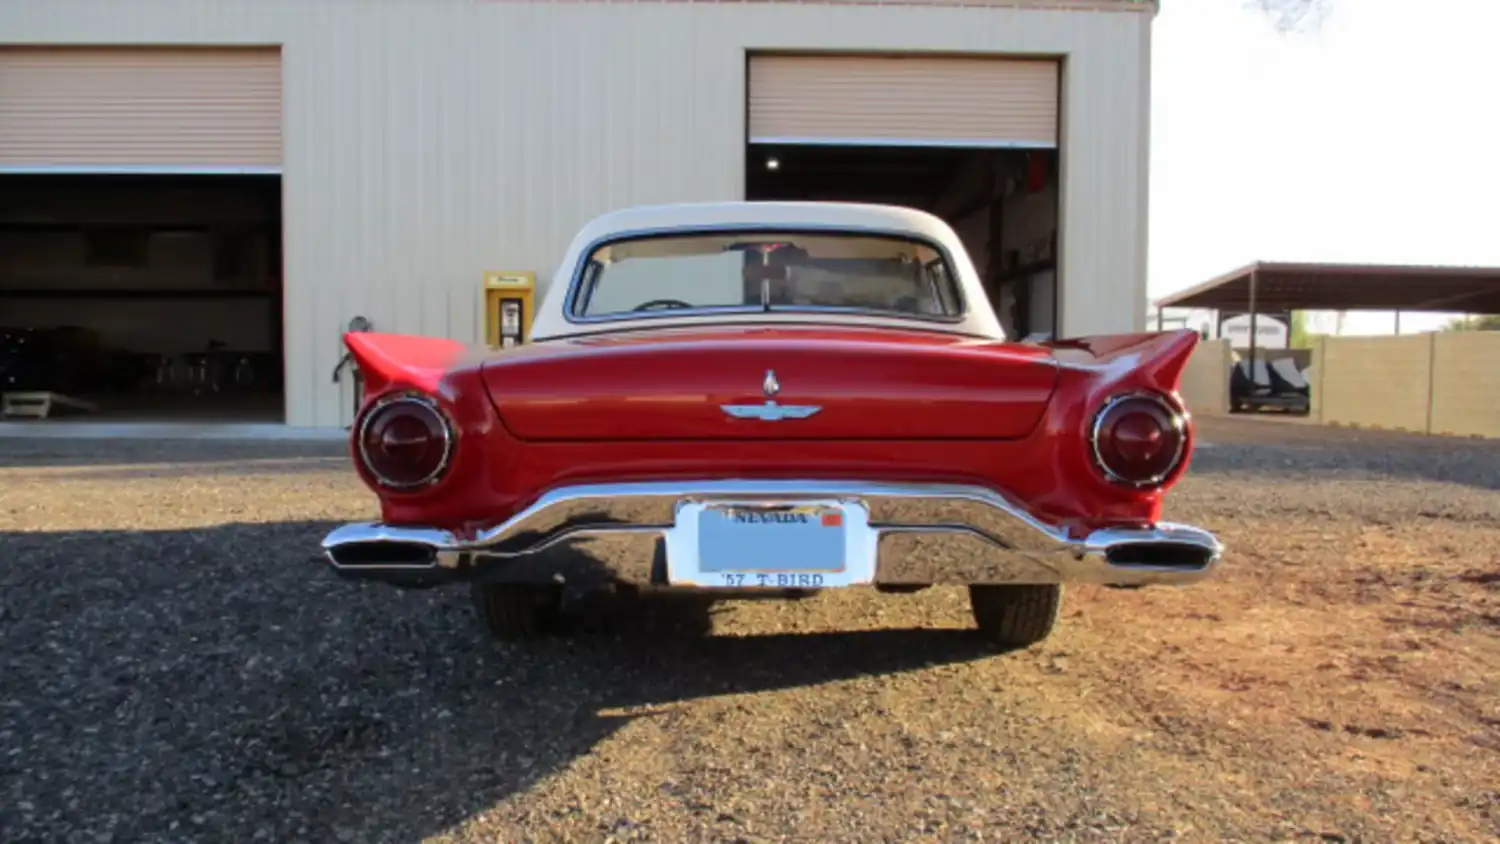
(968, 584, 1061, 649)
(471, 583, 565, 640)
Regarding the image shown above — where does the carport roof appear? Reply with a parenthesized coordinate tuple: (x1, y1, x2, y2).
(1154, 261, 1500, 314)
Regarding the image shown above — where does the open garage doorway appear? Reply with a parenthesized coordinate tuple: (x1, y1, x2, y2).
(0, 45, 284, 424)
(0, 174, 285, 422)
(745, 53, 1061, 339)
(746, 145, 1058, 339)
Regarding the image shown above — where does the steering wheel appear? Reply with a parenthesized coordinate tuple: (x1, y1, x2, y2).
(632, 298, 694, 312)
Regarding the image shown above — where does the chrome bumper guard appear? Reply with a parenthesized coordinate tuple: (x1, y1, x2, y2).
(320, 480, 1224, 589)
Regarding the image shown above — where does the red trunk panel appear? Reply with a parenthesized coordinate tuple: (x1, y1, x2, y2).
(477, 325, 1059, 441)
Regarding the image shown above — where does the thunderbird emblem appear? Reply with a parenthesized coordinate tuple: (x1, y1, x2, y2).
(721, 370, 822, 421)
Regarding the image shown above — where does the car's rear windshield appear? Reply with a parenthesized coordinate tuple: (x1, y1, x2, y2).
(569, 231, 963, 320)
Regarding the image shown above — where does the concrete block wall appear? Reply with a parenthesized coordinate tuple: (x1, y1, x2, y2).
(1317, 335, 1434, 433)
(1428, 332, 1500, 438)
(1178, 337, 1231, 417)
(1314, 332, 1500, 439)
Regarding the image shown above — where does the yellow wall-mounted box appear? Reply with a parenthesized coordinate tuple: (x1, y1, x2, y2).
(483, 271, 536, 348)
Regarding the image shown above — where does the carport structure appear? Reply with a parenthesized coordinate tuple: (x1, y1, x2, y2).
(1156, 261, 1500, 435)
(1155, 260, 1500, 369)
(1156, 261, 1500, 315)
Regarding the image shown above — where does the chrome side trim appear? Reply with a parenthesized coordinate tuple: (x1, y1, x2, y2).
(320, 479, 1225, 588)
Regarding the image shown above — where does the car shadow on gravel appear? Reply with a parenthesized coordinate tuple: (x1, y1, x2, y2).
(0, 520, 997, 843)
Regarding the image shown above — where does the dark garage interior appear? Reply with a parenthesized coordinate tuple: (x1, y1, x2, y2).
(0, 174, 284, 422)
(745, 143, 1060, 339)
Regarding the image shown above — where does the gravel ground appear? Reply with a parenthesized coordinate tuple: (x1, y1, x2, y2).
(1, 417, 1497, 843)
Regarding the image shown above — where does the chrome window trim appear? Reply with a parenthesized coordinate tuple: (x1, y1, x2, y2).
(559, 223, 971, 329)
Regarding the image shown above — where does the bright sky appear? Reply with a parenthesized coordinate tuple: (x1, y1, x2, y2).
(1148, 0, 1500, 335)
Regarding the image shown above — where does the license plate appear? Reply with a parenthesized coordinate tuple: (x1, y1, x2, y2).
(665, 499, 878, 589)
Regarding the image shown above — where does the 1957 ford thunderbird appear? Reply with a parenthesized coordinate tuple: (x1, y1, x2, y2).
(321, 201, 1224, 648)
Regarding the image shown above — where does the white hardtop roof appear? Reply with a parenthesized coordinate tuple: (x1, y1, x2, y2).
(570, 200, 963, 245)
(530, 200, 1006, 341)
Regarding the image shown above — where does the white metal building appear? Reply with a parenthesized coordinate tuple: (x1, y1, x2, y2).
(0, 0, 1155, 428)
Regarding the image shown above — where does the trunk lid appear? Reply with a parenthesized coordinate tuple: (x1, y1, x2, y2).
(479, 325, 1059, 441)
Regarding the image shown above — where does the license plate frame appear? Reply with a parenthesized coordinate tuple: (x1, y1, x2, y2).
(664, 498, 878, 589)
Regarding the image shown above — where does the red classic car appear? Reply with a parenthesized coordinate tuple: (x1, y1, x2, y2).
(321, 201, 1223, 648)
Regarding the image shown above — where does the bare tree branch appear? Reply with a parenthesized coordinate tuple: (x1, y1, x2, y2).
(1243, 0, 1333, 34)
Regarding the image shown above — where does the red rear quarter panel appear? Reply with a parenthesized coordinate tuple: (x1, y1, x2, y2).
(344, 328, 1201, 540)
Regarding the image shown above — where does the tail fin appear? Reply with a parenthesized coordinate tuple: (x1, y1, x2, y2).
(1045, 329, 1200, 396)
(343, 332, 470, 396)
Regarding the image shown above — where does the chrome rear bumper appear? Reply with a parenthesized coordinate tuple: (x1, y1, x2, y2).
(320, 480, 1224, 589)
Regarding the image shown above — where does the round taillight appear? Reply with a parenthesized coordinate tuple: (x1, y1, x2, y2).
(357, 393, 454, 490)
(1090, 394, 1187, 488)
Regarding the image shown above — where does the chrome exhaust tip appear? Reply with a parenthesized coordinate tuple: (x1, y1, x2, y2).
(320, 534, 454, 590)
(320, 523, 459, 573)
(1102, 541, 1218, 570)
(1085, 523, 1224, 574)
(324, 540, 440, 569)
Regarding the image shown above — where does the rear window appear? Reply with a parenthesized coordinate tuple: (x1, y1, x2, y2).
(569, 231, 963, 320)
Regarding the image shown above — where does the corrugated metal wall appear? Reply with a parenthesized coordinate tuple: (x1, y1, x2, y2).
(0, 0, 1154, 428)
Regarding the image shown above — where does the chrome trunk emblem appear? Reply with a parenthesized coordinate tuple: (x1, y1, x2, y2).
(721, 369, 821, 421)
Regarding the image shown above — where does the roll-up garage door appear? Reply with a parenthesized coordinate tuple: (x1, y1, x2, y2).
(0, 46, 282, 173)
(748, 54, 1058, 149)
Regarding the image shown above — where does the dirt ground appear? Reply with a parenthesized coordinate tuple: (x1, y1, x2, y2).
(1, 416, 1496, 843)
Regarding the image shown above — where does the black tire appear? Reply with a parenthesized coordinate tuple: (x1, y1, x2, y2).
(968, 584, 1061, 649)
(471, 582, 565, 640)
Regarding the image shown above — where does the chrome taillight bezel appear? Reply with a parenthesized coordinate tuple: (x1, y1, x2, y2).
(355, 390, 457, 491)
(1088, 391, 1189, 489)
